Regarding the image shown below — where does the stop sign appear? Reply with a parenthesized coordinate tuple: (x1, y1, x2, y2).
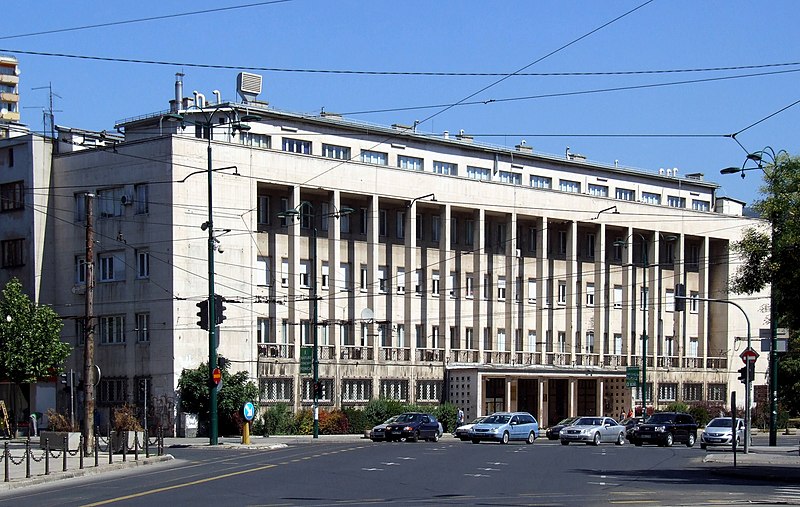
(212, 367, 222, 385)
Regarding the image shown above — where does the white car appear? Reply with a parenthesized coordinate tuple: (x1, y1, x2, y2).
(560, 416, 625, 446)
(454, 416, 486, 441)
(700, 417, 746, 449)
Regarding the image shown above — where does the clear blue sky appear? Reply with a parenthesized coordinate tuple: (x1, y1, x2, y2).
(2, 0, 797, 206)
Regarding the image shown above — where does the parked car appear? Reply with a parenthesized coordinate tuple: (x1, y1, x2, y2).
(455, 416, 486, 441)
(630, 412, 698, 447)
(621, 416, 644, 442)
(546, 417, 577, 440)
(559, 416, 625, 446)
(384, 413, 440, 442)
(370, 415, 400, 442)
(700, 417, 746, 450)
(470, 412, 539, 444)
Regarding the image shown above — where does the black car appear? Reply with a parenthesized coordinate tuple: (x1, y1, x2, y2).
(546, 417, 577, 440)
(621, 416, 643, 442)
(384, 412, 440, 442)
(630, 412, 698, 447)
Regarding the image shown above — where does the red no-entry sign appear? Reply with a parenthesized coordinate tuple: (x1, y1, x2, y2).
(740, 347, 759, 363)
(212, 367, 222, 385)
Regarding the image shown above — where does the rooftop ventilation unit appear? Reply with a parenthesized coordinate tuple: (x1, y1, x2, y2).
(237, 72, 262, 103)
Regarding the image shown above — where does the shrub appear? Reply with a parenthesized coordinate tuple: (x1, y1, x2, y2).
(320, 409, 349, 434)
(664, 402, 689, 414)
(433, 402, 457, 433)
(294, 409, 313, 435)
(46, 409, 77, 432)
(687, 401, 724, 427)
(254, 403, 295, 436)
(343, 408, 369, 434)
(363, 398, 406, 428)
(112, 404, 144, 431)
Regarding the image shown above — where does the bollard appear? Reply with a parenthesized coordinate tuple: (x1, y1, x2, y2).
(134, 431, 139, 461)
(63, 435, 67, 472)
(145, 428, 150, 458)
(45, 438, 50, 475)
(122, 430, 127, 462)
(79, 435, 84, 469)
(5, 442, 10, 482)
(108, 427, 113, 464)
(94, 429, 99, 468)
(25, 437, 30, 479)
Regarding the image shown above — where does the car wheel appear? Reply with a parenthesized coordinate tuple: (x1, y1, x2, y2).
(592, 432, 601, 446)
(664, 433, 673, 447)
(472, 439, 480, 444)
(501, 431, 510, 445)
(526, 432, 535, 445)
(431, 432, 439, 443)
(686, 433, 695, 448)
(616, 433, 625, 446)
(409, 430, 419, 442)
(561, 440, 569, 446)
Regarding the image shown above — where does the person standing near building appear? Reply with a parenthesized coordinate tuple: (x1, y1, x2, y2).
(455, 407, 465, 435)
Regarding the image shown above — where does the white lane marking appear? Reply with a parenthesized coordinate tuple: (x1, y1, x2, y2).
(361, 467, 383, 471)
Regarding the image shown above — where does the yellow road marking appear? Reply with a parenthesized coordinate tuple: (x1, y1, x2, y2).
(80, 463, 276, 506)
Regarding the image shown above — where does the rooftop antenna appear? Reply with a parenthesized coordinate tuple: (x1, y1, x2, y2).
(30, 83, 62, 141)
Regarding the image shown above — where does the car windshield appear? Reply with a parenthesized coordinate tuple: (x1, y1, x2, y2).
(484, 414, 511, 424)
(707, 418, 733, 428)
(574, 417, 603, 426)
(396, 413, 419, 423)
(383, 416, 399, 424)
(557, 418, 576, 426)
(469, 417, 486, 425)
(646, 414, 675, 424)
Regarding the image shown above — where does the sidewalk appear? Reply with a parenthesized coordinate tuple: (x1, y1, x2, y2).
(701, 443, 800, 483)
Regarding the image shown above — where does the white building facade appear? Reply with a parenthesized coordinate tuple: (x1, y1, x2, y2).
(1, 74, 769, 431)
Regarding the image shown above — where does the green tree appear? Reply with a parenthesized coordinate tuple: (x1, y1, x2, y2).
(729, 153, 800, 416)
(0, 278, 71, 431)
(177, 360, 258, 436)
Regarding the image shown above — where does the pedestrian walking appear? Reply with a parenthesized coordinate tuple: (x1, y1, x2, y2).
(455, 407, 465, 434)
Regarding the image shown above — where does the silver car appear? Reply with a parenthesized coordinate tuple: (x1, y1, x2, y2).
(700, 417, 746, 449)
(560, 416, 625, 446)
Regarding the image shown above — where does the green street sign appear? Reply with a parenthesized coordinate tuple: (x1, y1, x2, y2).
(625, 366, 640, 387)
(300, 347, 312, 375)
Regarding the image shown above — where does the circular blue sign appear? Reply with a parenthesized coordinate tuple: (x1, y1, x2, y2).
(243, 401, 255, 421)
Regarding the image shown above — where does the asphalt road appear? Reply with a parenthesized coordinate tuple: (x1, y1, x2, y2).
(2, 437, 798, 506)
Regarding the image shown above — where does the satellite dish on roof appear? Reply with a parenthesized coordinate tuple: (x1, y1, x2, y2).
(360, 308, 374, 323)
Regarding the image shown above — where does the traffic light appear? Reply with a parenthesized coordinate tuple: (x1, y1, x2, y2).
(746, 361, 755, 382)
(214, 294, 227, 325)
(217, 355, 228, 369)
(674, 283, 686, 312)
(738, 366, 748, 384)
(196, 300, 209, 330)
(313, 381, 323, 399)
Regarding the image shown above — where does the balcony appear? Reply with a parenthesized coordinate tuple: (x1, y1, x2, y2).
(449, 349, 479, 363)
(416, 348, 445, 362)
(340, 345, 373, 361)
(380, 347, 411, 362)
(657, 356, 681, 368)
(483, 351, 512, 364)
(513, 352, 537, 365)
(257, 343, 294, 359)
(546, 352, 568, 366)
(603, 355, 628, 367)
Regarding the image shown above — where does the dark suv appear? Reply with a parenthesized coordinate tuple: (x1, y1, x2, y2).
(631, 412, 698, 447)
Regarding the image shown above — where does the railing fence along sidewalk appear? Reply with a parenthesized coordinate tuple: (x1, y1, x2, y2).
(3, 427, 164, 482)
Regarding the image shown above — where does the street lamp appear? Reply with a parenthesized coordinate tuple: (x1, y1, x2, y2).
(278, 201, 353, 438)
(614, 233, 676, 417)
(165, 104, 260, 445)
(721, 146, 789, 447)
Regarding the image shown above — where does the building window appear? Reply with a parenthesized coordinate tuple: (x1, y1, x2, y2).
(322, 143, 350, 160)
(398, 155, 423, 171)
(615, 188, 635, 201)
(527, 278, 536, 304)
(683, 383, 703, 402)
(281, 258, 289, 287)
(465, 219, 474, 246)
(99, 252, 125, 282)
(498, 171, 521, 185)
(557, 281, 566, 305)
(338, 262, 352, 292)
(361, 150, 387, 165)
(360, 265, 368, 292)
(557, 331, 566, 353)
(613, 285, 623, 309)
(379, 210, 387, 236)
(0, 181, 24, 211)
(707, 384, 726, 402)
(665, 289, 674, 312)
(450, 272, 458, 298)
(667, 196, 686, 208)
(586, 233, 595, 258)
(321, 263, 329, 290)
(396, 268, 405, 294)
(100, 315, 125, 344)
(431, 215, 440, 242)
(692, 199, 710, 211)
(558, 231, 567, 255)
(613, 237, 623, 261)
(634, 383, 653, 402)
(559, 179, 580, 193)
(239, 132, 271, 148)
(279, 197, 289, 227)
(378, 266, 388, 293)
(256, 256, 271, 286)
(467, 166, 491, 180)
(431, 271, 440, 296)
(586, 283, 595, 306)
(416, 380, 442, 402)
(257, 318, 271, 344)
(416, 215, 423, 240)
(613, 333, 623, 355)
(497, 276, 506, 301)
(658, 383, 677, 401)
(588, 184, 608, 197)
(136, 250, 149, 279)
(688, 337, 699, 357)
(451, 217, 458, 245)
(360, 207, 368, 234)
(342, 379, 372, 403)
(465, 274, 474, 299)
(433, 161, 456, 175)
(585, 331, 595, 353)
(688, 244, 700, 269)
(530, 175, 552, 189)
(299, 260, 310, 288)
(134, 183, 149, 214)
(282, 137, 311, 154)
(465, 328, 474, 349)
(642, 192, 660, 205)
(75, 256, 86, 284)
(74, 193, 87, 222)
(396, 211, 405, 239)
(260, 378, 293, 403)
(257, 195, 270, 226)
(380, 379, 409, 402)
(97, 378, 127, 404)
(302, 378, 333, 404)
(97, 187, 124, 218)
(136, 313, 150, 342)
(0, 239, 24, 268)
(690, 291, 699, 313)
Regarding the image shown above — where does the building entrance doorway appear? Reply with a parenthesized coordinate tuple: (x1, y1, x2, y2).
(548, 379, 568, 425)
(484, 378, 505, 414)
(517, 379, 538, 416)
(577, 379, 597, 415)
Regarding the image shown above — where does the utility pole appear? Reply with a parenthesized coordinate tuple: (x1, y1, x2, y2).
(83, 193, 95, 455)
